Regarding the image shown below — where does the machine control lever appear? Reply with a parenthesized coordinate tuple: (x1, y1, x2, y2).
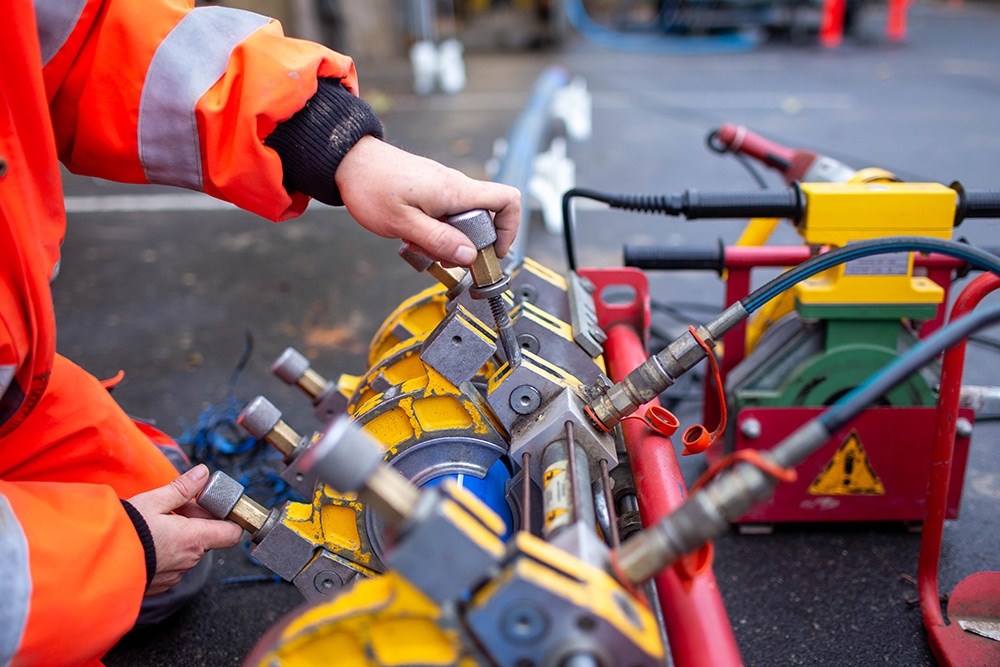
(445, 209, 522, 367)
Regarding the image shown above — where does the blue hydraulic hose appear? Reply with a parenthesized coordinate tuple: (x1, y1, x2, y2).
(563, 0, 761, 54)
(741, 237, 1000, 314)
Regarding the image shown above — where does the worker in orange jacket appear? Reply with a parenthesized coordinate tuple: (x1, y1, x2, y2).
(0, 1, 520, 664)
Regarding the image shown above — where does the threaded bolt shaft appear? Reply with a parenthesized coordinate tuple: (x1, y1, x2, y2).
(489, 296, 522, 366)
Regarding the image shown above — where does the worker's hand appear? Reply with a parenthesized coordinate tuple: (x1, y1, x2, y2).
(335, 136, 521, 265)
(127, 464, 243, 597)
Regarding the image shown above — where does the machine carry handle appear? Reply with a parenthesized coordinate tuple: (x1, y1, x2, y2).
(623, 241, 725, 274)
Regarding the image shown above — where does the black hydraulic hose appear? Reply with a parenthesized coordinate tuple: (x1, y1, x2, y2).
(616, 301, 1000, 584)
(588, 235, 1000, 429)
(742, 237, 1000, 314)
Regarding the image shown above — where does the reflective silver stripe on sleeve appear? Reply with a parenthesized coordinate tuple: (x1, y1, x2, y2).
(138, 7, 270, 191)
(33, 0, 88, 65)
(0, 496, 31, 665)
(0, 366, 14, 398)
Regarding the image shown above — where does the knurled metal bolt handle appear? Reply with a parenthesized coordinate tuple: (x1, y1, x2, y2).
(299, 416, 420, 529)
(197, 470, 270, 534)
(398, 242, 466, 290)
(237, 396, 300, 458)
(445, 210, 522, 366)
(272, 348, 328, 401)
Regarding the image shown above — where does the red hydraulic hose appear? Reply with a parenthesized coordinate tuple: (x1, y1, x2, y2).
(604, 323, 743, 667)
(919, 273, 1000, 663)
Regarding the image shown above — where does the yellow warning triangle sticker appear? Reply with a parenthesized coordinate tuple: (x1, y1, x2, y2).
(808, 430, 885, 496)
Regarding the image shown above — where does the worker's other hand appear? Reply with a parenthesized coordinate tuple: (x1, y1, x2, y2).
(127, 464, 243, 597)
(335, 136, 521, 265)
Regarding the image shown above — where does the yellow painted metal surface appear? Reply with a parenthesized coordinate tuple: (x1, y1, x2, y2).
(796, 182, 955, 244)
(808, 431, 886, 496)
(251, 572, 472, 667)
(368, 285, 448, 364)
(791, 183, 954, 307)
(474, 533, 665, 662)
(280, 488, 377, 570)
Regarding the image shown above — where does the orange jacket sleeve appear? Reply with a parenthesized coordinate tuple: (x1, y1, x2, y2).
(41, 0, 366, 221)
(1, 482, 148, 665)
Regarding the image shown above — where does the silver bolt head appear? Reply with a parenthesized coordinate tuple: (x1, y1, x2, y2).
(740, 417, 762, 440)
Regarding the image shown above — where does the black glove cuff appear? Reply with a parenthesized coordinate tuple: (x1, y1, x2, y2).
(121, 499, 157, 591)
(265, 78, 385, 206)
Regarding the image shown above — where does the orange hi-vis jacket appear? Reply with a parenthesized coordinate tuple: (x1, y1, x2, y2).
(1, 1, 367, 663)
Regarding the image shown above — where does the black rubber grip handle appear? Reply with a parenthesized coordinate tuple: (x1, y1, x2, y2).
(679, 187, 804, 221)
(962, 190, 1000, 219)
(623, 241, 725, 274)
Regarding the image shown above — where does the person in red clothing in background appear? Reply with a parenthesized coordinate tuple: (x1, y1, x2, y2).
(0, 1, 520, 664)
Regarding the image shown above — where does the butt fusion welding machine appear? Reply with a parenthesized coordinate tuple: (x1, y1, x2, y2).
(196, 164, 1000, 664)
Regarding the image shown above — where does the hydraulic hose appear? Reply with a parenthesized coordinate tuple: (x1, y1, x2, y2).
(587, 236, 1000, 429)
(742, 236, 1000, 313)
(614, 302, 1000, 584)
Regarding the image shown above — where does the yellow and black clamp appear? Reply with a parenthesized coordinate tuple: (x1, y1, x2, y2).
(196, 470, 360, 601)
(300, 415, 507, 605)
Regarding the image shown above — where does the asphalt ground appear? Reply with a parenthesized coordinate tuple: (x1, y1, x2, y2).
(47, 1, 1000, 664)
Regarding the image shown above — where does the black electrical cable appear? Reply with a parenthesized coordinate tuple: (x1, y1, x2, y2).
(705, 129, 769, 190)
(562, 187, 623, 271)
(821, 303, 1000, 432)
(742, 237, 1000, 314)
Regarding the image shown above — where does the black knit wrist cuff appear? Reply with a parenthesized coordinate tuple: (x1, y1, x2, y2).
(265, 78, 385, 206)
(121, 499, 157, 591)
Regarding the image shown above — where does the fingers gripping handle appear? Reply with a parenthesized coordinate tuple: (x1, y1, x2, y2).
(445, 209, 497, 250)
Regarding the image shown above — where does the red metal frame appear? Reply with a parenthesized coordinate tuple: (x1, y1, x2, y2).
(919, 273, 1000, 665)
(732, 406, 972, 523)
(708, 245, 975, 522)
(581, 267, 744, 667)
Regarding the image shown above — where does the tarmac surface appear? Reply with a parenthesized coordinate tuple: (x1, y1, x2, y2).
(49, 2, 1000, 665)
